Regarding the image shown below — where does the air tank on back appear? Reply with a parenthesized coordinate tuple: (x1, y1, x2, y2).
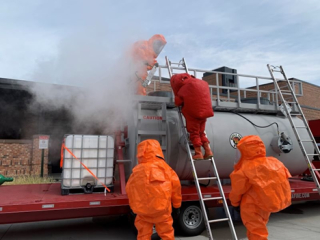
(126, 98, 312, 180)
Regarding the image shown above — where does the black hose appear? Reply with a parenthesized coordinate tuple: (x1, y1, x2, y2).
(232, 112, 279, 135)
(199, 181, 210, 187)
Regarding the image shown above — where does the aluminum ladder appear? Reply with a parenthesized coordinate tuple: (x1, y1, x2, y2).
(165, 56, 238, 240)
(267, 65, 320, 194)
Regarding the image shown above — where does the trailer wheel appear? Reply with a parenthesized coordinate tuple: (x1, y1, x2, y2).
(176, 202, 206, 236)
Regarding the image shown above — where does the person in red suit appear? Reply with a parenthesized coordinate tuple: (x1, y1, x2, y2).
(131, 34, 167, 95)
(170, 73, 214, 159)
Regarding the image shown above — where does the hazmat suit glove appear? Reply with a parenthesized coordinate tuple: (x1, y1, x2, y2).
(172, 207, 180, 219)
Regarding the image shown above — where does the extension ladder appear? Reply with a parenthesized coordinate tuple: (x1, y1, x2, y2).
(267, 65, 320, 194)
(166, 56, 238, 240)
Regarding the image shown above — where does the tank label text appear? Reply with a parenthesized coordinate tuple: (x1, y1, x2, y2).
(143, 115, 163, 120)
(230, 133, 243, 149)
(291, 193, 310, 199)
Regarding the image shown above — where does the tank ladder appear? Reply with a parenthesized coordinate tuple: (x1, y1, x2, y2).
(135, 100, 168, 161)
(267, 65, 320, 194)
(165, 56, 238, 240)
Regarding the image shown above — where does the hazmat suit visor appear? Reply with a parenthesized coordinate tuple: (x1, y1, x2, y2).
(152, 40, 166, 56)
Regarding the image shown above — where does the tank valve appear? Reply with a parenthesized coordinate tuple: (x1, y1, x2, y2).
(271, 132, 293, 154)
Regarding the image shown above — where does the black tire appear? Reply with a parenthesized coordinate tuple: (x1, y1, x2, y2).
(176, 202, 206, 236)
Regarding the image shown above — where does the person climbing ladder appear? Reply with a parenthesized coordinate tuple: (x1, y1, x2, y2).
(170, 73, 214, 160)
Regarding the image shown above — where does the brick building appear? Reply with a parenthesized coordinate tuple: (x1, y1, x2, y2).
(0, 78, 80, 177)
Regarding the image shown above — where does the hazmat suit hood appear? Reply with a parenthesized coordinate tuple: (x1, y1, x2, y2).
(170, 73, 192, 96)
(148, 34, 167, 57)
(234, 135, 266, 170)
(137, 139, 165, 164)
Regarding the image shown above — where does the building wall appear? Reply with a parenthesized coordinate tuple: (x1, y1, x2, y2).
(0, 135, 49, 177)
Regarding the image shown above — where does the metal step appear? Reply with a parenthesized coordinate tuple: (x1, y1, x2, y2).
(137, 130, 166, 135)
(198, 177, 217, 181)
(193, 158, 212, 162)
(203, 197, 223, 201)
(208, 218, 229, 223)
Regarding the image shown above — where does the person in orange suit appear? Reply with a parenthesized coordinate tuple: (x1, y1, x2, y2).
(230, 135, 292, 240)
(131, 34, 167, 95)
(126, 139, 182, 240)
(170, 73, 214, 160)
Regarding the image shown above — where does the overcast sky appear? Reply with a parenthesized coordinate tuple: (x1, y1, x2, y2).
(0, 0, 319, 86)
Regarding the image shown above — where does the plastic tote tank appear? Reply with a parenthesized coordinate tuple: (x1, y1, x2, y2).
(61, 135, 114, 195)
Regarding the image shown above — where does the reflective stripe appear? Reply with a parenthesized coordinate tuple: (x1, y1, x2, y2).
(291, 190, 295, 192)
(90, 201, 101, 206)
(42, 204, 54, 209)
(313, 189, 318, 192)
(203, 194, 212, 198)
(0, 207, 2, 211)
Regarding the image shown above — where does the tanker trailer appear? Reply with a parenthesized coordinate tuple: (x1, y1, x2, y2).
(125, 96, 313, 180)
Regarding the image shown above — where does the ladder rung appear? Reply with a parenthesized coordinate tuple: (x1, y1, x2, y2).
(203, 197, 223, 201)
(281, 90, 292, 93)
(290, 113, 301, 116)
(300, 140, 313, 142)
(307, 154, 318, 156)
(137, 130, 166, 136)
(192, 158, 212, 162)
(208, 218, 229, 223)
(198, 177, 217, 181)
(313, 169, 320, 171)
(296, 126, 307, 128)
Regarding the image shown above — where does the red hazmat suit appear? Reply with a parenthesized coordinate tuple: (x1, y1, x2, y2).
(170, 73, 214, 159)
(126, 139, 182, 240)
(131, 34, 167, 95)
(229, 135, 292, 240)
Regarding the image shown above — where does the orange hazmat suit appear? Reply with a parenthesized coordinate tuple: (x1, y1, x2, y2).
(126, 139, 182, 240)
(131, 34, 167, 95)
(229, 135, 292, 240)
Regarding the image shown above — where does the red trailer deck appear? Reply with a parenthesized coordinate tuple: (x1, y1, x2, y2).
(1, 131, 320, 227)
(0, 178, 319, 225)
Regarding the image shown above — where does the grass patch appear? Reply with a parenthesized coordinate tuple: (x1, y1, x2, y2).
(3, 175, 56, 185)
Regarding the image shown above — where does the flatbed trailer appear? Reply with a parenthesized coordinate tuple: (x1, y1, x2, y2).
(0, 178, 319, 224)
(1, 131, 320, 237)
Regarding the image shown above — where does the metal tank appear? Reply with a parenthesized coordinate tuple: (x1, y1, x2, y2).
(126, 106, 313, 180)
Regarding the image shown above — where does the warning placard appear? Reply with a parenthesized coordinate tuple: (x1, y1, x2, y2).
(39, 136, 49, 149)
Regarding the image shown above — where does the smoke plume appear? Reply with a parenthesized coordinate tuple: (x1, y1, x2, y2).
(29, 27, 139, 134)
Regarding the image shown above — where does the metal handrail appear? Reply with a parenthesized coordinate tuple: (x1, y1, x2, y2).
(147, 64, 303, 112)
